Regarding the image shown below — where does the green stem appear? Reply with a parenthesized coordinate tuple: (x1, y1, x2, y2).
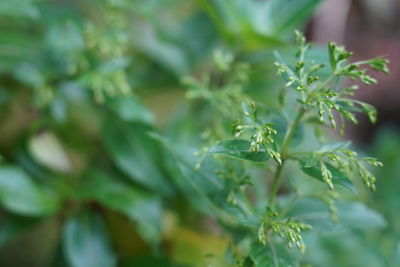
(268, 163, 284, 206)
(281, 107, 306, 159)
(268, 107, 306, 207)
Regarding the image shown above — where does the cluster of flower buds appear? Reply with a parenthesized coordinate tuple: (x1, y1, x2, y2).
(258, 208, 311, 253)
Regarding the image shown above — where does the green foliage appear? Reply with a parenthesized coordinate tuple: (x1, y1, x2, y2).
(79, 171, 163, 245)
(209, 139, 270, 162)
(182, 31, 388, 265)
(64, 212, 116, 267)
(0, 167, 60, 216)
(0, 0, 393, 266)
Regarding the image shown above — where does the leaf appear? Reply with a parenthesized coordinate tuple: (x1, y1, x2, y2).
(267, 0, 323, 36)
(336, 202, 386, 229)
(208, 139, 269, 162)
(242, 31, 286, 51)
(250, 241, 299, 267)
(28, 131, 72, 173)
(359, 102, 377, 124)
(102, 120, 173, 195)
(0, 167, 60, 216)
(120, 255, 184, 267)
(13, 63, 44, 88)
(132, 24, 189, 76)
(106, 95, 155, 124)
(177, 11, 219, 65)
(273, 51, 302, 88)
(395, 242, 400, 266)
(317, 141, 351, 153)
(0, 0, 40, 18)
(81, 171, 162, 245)
(149, 133, 224, 215)
(63, 211, 116, 267)
(299, 160, 356, 193)
(287, 198, 386, 231)
(303, 227, 386, 267)
(210, 0, 321, 43)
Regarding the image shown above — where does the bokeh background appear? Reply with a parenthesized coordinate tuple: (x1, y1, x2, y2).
(0, 0, 399, 266)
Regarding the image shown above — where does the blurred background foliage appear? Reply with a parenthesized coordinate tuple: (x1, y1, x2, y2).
(0, 0, 399, 266)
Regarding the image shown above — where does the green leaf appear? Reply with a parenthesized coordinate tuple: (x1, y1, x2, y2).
(28, 131, 72, 173)
(287, 198, 386, 230)
(367, 58, 389, 74)
(395, 242, 400, 266)
(120, 255, 184, 267)
(13, 63, 44, 88)
(359, 102, 377, 124)
(106, 95, 155, 124)
(250, 241, 299, 267)
(328, 42, 336, 70)
(317, 141, 351, 153)
(63, 211, 116, 267)
(177, 11, 219, 65)
(102, 120, 173, 195)
(81, 171, 162, 245)
(337, 202, 386, 229)
(208, 139, 269, 162)
(132, 24, 190, 76)
(273, 51, 302, 89)
(299, 161, 356, 193)
(267, 0, 323, 36)
(0, 0, 40, 18)
(149, 133, 221, 214)
(0, 167, 60, 216)
(211, 0, 322, 41)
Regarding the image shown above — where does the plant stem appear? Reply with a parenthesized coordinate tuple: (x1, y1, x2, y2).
(281, 107, 306, 159)
(268, 163, 284, 206)
(268, 107, 306, 207)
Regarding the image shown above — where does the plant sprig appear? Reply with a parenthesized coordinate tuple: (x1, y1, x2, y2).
(191, 31, 388, 263)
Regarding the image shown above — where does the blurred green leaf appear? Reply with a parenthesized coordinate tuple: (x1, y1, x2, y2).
(372, 128, 400, 223)
(46, 21, 85, 56)
(205, 0, 322, 50)
(102, 120, 173, 195)
(133, 25, 190, 76)
(28, 131, 72, 173)
(106, 96, 155, 124)
(287, 198, 385, 231)
(81, 171, 162, 245)
(304, 229, 386, 267)
(250, 241, 299, 267)
(63, 211, 116, 267)
(208, 139, 269, 162)
(120, 255, 185, 267)
(0, 0, 40, 18)
(13, 63, 45, 88)
(266, 0, 323, 35)
(317, 141, 351, 153)
(177, 12, 218, 65)
(150, 133, 223, 214)
(0, 167, 60, 216)
(337, 202, 386, 229)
